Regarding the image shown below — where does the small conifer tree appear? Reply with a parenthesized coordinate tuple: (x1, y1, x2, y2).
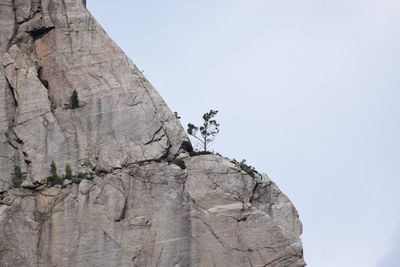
(50, 161, 58, 179)
(64, 164, 73, 180)
(48, 161, 62, 185)
(187, 109, 220, 152)
(69, 90, 79, 109)
(12, 166, 24, 188)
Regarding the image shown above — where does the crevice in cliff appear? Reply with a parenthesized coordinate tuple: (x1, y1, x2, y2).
(6, 128, 32, 177)
(138, 78, 178, 160)
(16, 5, 41, 25)
(35, 218, 44, 265)
(92, 215, 126, 254)
(262, 254, 299, 267)
(60, 0, 74, 53)
(144, 126, 164, 145)
(130, 142, 172, 168)
(3, 74, 18, 125)
(6, 0, 19, 51)
(28, 26, 55, 40)
(114, 197, 127, 222)
(34, 190, 71, 260)
(178, 140, 193, 154)
(30, 0, 42, 19)
(154, 242, 166, 267)
(249, 182, 260, 205)
(193, 215, 227, 249)
(249, 181, 273, 206)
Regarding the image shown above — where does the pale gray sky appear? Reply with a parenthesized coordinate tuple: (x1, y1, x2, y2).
(88, 1, 400, 266)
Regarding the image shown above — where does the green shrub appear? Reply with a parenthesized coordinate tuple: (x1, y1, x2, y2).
(66, 171, 94, 184)
(77, 172, 94, 181)
(45, 161, 95, 186)
(232, 159, 259, 178)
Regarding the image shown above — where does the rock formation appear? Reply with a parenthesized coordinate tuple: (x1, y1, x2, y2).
(0, 1, 305, 266)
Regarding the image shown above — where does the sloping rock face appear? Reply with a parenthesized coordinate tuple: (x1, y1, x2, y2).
(0, 1, 305, 266)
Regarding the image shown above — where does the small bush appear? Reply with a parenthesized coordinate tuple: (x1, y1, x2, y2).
(77, 172, 94, 181)
(189, 151, 213, 157)
(68, 172, 94, 184)
(71, 177, 81, 184)
(174, 159, 186, 169)
(232, 159, 259, 178)
(47, 176, 63, 186)
(48, 177, 63, 186)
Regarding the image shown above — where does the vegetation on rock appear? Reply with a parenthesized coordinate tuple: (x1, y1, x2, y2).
(76, 172, 94, 182)
(189, 151, 213, 157)
(64, 164, 73, 180)
(46, 161, 94, 186)
(187, 109, 220, 152)
(12, 166, 24, 188)
(47, 161, 63, 186)
(232, 159, 259, 178)
(69, 90, 80, 109)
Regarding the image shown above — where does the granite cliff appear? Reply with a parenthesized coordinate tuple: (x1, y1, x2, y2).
(0, 1, 305, 266)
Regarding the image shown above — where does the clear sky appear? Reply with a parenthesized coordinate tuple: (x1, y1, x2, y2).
(88, 1, 400, 266)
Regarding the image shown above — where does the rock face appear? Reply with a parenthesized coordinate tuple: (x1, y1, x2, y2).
(0, 1, 304, 266)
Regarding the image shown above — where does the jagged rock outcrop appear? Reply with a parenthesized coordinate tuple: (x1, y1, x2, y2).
(0, 1, 305, 266)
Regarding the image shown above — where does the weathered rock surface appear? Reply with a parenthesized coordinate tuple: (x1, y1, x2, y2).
(0, 1, 304, 266)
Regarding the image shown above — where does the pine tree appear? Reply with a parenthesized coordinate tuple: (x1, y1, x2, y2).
(48, 161, 62, 185)
(69, 90, 79, 109)
(187, 109, 220, 152)
(64, 164, 73, 180)
(50, 161, 58, 179)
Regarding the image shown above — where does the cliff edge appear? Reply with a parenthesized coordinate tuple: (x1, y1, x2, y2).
(0, 1, 304, 266)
